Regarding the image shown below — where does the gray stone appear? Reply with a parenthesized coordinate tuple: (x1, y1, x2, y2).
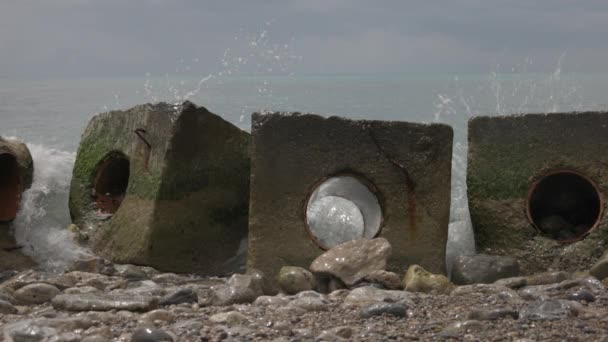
(209, 311, 249, 325)
(253, 295, 290, 307)
(590, 251, 608, 280)
(363, 270, 402, 290)
(140, 309, 174, 324)
(277, 266, 315, 294)
(288, 296, 329, 312)
(310, 238, 392, 286)
(325, 326, 353, 339)
(159, 288, 197, 306)
(493, 276, 528, 289)
(64, 286, 100, 295)
(117, 265, 149, 281)
(82, 336, 112, 342)
(452, 254, 519, 285)
(359, 302, 408, 318)
(247, 268, 278, 296)
(520, 299, 581, 320)
(525, 271, 569, 286)
(206, 273, 264, 306)
(567, 289, 595, 302)
(440, 320, 485, 337)
(0, 298, 17, 314)
(468, 308, 519, 320)
(130, 327, 173, 342)
(343, 286, 414, 307)
(14, 283, 61, 305)
(52, 293, 158, 312)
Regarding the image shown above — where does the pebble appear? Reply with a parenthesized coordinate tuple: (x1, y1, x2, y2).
(343, 286, 414, 307)
(117, 265, 149, 281)
(52, 293, 159, 312)
(288, 296, 329, 312)
(567, 289, 595, 302)
(82, 336, 112, 342)
(359, 302, 408, 318)
(468, 308, 519, 320)
(14, 283, 61, 304)
(253, 295, 290, 307)
(140, 309, 174, 324)
(130, 327, 174, 341)
(277, 266, 315, 294)
(520, 299, 581, 321)
(0, 298, 17, 314)
(525, 271, 569, 286)
(159, 288, 197, 306)
(440, 320, 485, 337)
(209, 311, 249, 325)
(363, 270, 402, 290)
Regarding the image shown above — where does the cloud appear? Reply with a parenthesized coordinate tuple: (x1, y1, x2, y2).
(0, 1, 607, 77)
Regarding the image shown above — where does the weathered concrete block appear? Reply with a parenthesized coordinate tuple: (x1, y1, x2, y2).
(468, 112, 608, 275)
(248, 113, 453, 278)
(69, 102, 249, 274)
(0, 137, 35, 270)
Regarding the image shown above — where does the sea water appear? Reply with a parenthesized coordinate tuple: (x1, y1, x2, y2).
(1, 71, 607, 273)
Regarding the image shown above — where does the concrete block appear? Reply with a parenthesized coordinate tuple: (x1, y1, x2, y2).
(0, 137, 35, 270)
(69, 102, 250, 274)
(468, 112, 608, 274)
(248, 113, 453, 278)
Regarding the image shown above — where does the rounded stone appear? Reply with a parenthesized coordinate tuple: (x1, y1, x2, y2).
(307, 196, 365, 248)
(131, 327, 174, 342)
(14, 283, 61, 304)
(277, 266, 315, 295)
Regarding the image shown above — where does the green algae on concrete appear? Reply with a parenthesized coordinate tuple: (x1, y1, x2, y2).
(69, 102, 250, 275)
(248, 113, 453, 279)
(0, 137, 35, 270)
(468, 112, 608, 275)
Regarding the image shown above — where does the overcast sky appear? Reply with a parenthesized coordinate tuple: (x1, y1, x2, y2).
(1, 0, 608, 78)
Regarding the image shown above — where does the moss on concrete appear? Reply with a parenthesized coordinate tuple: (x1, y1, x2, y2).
(70, 102, 250, 274)
(468, 112, 608, 274)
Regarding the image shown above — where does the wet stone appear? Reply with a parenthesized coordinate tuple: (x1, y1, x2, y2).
(209, 311, 249, 325)
(277, 266, 315, 295)
(52, 293, 158, 312)
(0, 298, 17, 314)
(494, 276, 528, 289)
(363, 270, 402, 290)
(525, 271, 569, 286)
(468, 308, 519, 321)
(159, 288, 197, 306)
(343, 286, 414, 307)
(567, 289, 595, 302)
(14, 283, 61, 305)
(82, 336, 112, 342)
(359, 302, 409, 318)
(117, 265, 149, 281)
(131, 327, 174, 342)
(288, 295, 329, 312)
(520, 299, 581, 321)
(440, 320, 485, 337)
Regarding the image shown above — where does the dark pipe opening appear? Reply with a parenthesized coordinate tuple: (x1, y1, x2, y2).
(93, 153, 130, 215)
(0, 153, 21, 222)
(526, 170, 603, 243)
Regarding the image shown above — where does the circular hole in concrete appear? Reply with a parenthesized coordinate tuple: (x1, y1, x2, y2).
(305, 175, 383, 249)
(93, 152, 130, 215)
(0, 153, 21, 222)
(526, 170, 603, 242)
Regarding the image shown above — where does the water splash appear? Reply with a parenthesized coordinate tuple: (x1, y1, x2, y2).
(140, 21, 301, 112)
(12, 142, 91, 272)
(434, 56, 589, 277)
